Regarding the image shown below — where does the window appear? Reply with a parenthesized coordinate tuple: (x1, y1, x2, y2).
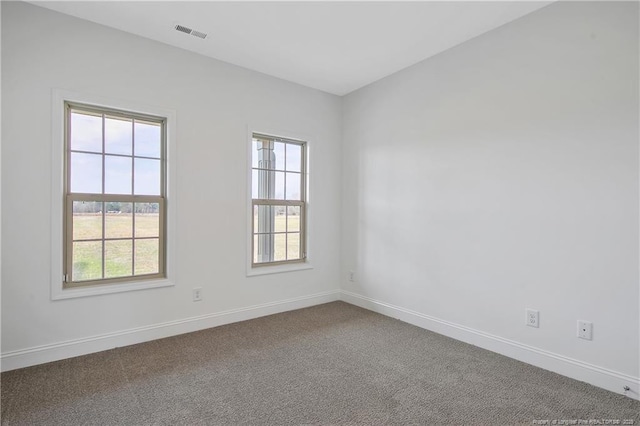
(251, 133, 306, 266)
(64, 102, 166, 287)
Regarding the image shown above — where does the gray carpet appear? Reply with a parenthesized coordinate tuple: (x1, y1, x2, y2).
(1, 301, 638, 425)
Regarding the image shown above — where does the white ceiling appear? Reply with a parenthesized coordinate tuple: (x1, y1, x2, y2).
(31, 1, 551, 96)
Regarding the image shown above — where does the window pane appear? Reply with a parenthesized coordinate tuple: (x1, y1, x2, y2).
(252, 170, 260, 199)
(286, 143, 302, 172)
(254, 139, 276, 170)
(274, 233, 286, 262)
(134, 158, 161, 195)
(255, 233, 274, 263)
(70, 152, 102, 194)
(253, 235, 259, 264)
(252, 140, 260, 169)
(273, 142, 285, 171)
(73, 201, 102, 240)
(105, 155, 132, 195)
(287, 233, 300, 260)
(105, 240, 132, 278)
(274, 171, 285, 200)
(73, 241, 102, 281)
(66, 106, 166, 286)
(251, 137, 307, 266)
(253, 169, 282, 200)
(70, 112, 102, 153)
(287, 206, 300, 232)
(105, 117, 132, 155)
(135, 207, 159, 238)
(135, 238, 159, 275)
(105, 205, 132, 239)
(255, 205, 275, 234)
(253, 205, 258, 232)
(134, 121, 161, 158)
(285, 172, 301, 201)
(274, 208, 286, 232)
(135, 202, 159, 214)
(107, 201, 133, 214)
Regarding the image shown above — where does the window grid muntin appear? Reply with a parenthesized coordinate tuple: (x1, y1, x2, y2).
(64, 102, 166, 287)
(251, 134, 306, 267)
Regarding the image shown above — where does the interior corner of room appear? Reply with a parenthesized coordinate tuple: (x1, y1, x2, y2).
(1, 0, 638, 419)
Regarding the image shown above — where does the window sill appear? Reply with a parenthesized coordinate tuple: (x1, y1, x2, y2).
(246, 262, 313, 277)
(51, 278, 174, 300)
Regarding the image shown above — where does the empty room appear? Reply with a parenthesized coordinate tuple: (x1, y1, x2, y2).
(1, 0, 639, 424)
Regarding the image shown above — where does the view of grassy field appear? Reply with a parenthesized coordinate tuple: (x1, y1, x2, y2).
(253, 214, 301, 263)
(72, 213, 159, 281)
(73, 211, 301, 279)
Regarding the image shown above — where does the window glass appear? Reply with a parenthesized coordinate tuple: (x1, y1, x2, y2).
(105, 204, 133, 239)
(250, 135, 306, 266)
(73, 201, 102, 240)
(72, 241, 102, 281)
(105, 156, 132, 194)
(134, 121, 162, 158)
(134, 203, 160, 238)
(65, 103, 166, 287)
(70, 153, 102, 194)
(285, 173, 301, 201)
(134, 158, 161, 196)
(135, 239, 159, 275)
(70, 112, 102, 153)
(105, 117, 132, 155)
(286, 143, 302, 172)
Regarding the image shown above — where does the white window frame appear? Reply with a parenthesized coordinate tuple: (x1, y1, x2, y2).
(246, 126, 313, 277)
(51, 89, 177, 300)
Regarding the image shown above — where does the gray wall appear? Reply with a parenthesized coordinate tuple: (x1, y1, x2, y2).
(341, 1, 639, 378)
(1, 1, 342, 357)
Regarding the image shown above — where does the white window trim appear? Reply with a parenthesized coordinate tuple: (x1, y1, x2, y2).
(246, 125, 314, 277)
(51, 89, 177, 300)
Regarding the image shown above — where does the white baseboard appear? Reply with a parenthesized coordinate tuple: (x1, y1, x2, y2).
(340, 290, 640, 400)
(1, 290, 340, 372)
(4, 288, 638, 401)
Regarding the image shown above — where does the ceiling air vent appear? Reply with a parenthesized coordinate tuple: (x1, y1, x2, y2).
(174, 25, 207, 39)
(191, 30, 207, 39)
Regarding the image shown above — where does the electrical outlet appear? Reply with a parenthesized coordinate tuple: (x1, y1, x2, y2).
(349, 271, 355, 282)
(577, 320, 592, 340)
(526, 309, 539, 328)
(193, 288, 202, 302)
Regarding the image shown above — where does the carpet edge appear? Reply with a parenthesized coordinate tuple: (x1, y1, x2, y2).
(1, 290, 340, 372)
(339, 290, 640, 401)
